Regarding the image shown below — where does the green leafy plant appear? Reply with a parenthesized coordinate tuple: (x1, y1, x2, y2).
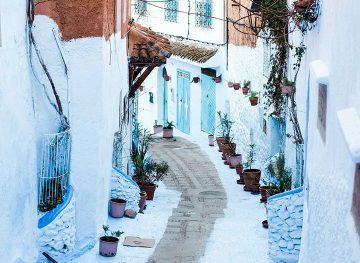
(243, 80, 251, 87)
(248, 90, 259, 99)
(282, 77, 295, 86)
(217, 112, 234, 143)
(102, 225, 124, 238)
(164, 121, 175, 129)
(244, 144, 256, 169)
(266, 153, 292, 196)
(236, 162, 244, 169)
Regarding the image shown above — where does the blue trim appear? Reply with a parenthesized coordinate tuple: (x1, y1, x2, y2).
(112, 166, 139, 188)
(38, 185, 74, 229)
(268, 187, 304, 201)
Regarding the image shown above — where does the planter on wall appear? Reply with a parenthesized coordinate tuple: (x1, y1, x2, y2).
(153, 125, 163, 134)
(243, 169, 261, 191)
(208, 134, 215, 146)
(213, 76, 222, 83)
(228, 81, 234, 88)
(249, 97, 259, 106)
(216, 137, 226, 152)
(233, 83, 241, 90)
(163, 128, 173, 138)
(164, 75, 170, 81)
(99, 236, 119, 257)
(242, 86, 250, 95)
(281, 85, 294, 96)
(109, 198, 127, 218)
(193, 77, 200, 83)
(139, 184, 157, 200)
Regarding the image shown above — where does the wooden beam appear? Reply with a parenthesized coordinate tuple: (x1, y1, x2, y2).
(129, 65, 156, 97)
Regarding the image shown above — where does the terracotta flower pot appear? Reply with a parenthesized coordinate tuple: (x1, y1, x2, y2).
(216, 137, 226, 152)
(208, 135, 215, 146)
(193, 77, 200, 83)
(213, 77, 221, 83)
(139, 191, 147, 213)
(236, 167, 243, 175)
(163, 128, 173, 138)
(260, 186, 271, 203)
(153, 125, 163, 134)
(243, 169, 261, 191)
(109, 198, 127, 218)
(139, 184, 157, 200)
(242, 86, 250, 95)
(99, 236, 119, 257)
(281, 85, 294, 95)
(228, 82, 234, 88)
(249, 97, 259, 106)
(226, 155, 231, 166)
(229, 154, 242, 169)
(221, 143, 236, 161)
(164, 75, 170, 81)
(233, 83, 241, 90)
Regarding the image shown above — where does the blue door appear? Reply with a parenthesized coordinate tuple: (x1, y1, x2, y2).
(177, 70, 190, 134)
(164, 80, 168, 125)
(201, 74, 216, 134)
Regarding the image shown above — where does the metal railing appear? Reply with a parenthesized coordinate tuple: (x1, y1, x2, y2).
(38, 130, 71, 212)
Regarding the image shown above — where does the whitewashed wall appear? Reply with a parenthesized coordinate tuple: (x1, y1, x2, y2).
(0, 2, 38, 262)
(287, 0, 360, 261)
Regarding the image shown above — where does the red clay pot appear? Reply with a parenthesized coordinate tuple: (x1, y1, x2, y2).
(243, 169, 261, 191)
(221, 143, 236, 161)
(216, 137, 226, 152)
(250, 183, 260, 194)
(249, 97, 259, 106)
(213, 77, 221, 83)
(233, 83, 241, 90)
(242, 86, 250, 95)
(193, 77, 200, 83)
(139, 191, 147, 213)
(260, 186, 271, 203)
(236, 167, 243, 175)
(139, 184, 157, 200)
(237, 172, 245, 185)
(163, 128, 173, 138)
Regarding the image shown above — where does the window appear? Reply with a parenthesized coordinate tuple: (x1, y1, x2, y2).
(195, 0, 212, 28)
(135, 0, 147, 15)
(317, 84, 327, 142)
(165, 0, 178, 22)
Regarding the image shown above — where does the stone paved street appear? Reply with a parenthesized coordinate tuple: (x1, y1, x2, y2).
(148, 137, 227, 263)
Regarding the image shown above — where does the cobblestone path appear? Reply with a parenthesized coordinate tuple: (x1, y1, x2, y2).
(148, 137, 227, 263)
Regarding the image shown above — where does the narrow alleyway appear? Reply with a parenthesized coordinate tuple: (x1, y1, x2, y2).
(149, 137, 227, 263)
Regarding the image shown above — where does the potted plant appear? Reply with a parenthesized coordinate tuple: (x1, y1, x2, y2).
(248, 90, 259, 106)
(233, 82, 241, 90)
(228, 81, 234, 88)
(236, 163, 245, 185)
(243, 143, 261, 191)
(163, 121, 175, 138)
(242, 80, 251, 95)
(259, 185, 271, 203)
(99, 225, 124, 257)
(109, 198, 127, 218)
(139, 191, 147, 213)
(281, 77, 295, 96)
(193, 77, 200, 83)
(229, 153, 242, 169)
(208, 134, 215, 146)
(216, 112, 227, 152)
(218, 113, 235, 162)
(293, 0, 314, 12)
(266, 153, 292, 196)
(153, 120, 163, 134)
(164, 74, 170, 81)
(213, 75, 222, 83)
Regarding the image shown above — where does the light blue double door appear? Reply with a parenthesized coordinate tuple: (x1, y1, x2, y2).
(177, 70, 191, 134)
(201, 74, 216, 134)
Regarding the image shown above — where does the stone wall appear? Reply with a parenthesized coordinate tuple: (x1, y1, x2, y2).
(111, 167, 140, 211)
(267, 187, 304, 262)
(38, 194, 76, 254)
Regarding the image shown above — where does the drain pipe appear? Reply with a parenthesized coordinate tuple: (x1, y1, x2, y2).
(187, 0, 190, 38)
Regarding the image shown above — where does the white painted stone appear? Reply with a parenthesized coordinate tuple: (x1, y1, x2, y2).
(111, 170, 140, 211)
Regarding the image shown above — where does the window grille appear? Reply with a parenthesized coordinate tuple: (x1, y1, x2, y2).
(135, 0, 147, 15)
(195, 0, 212, 28)
(38, 130, 71, 212)
(113, 131, 124, 170)
(165, 0, 178, 22)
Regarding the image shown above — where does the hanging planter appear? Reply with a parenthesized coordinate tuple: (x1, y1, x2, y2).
(248, 90, 259, 106)
(213, 75, 222, 83)
(233, 83, 241, 90)
(228, 81, 234, 88)
(242, 80, 251, 95)
(139, 85, 144, 92)
(192, 77, 200, 83)
(164, 75, 170, 81)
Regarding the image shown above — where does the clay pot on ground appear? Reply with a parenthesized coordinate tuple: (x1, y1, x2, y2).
(242, 86, 250, 95)
(153, 125, 163, 134)
(281, 85, 294, 96)
(163, 128, 173, 138)
(233, 83, 241, 90)
(262, 220, 269, 229)
(249, 96, 259, 106)
(193, 77, 200, 83)
(228, 81, 234, 88)
(236, 166, 243, 175)
(243, 169, 261, 191)
(226, 155, 231, 166)
(139, 184, 157, 200)
(99, 236, 119, 257)
(208, 134, 215, 146)
(109, 198, 127, 218)
(236, 171, 245, 185)
(216, 137, 226, 152)
(221, 143, 236, 161)
(229, 154, 242, 169)
(260, 186, 271, 203)
(250, 183, 260, 194)
(139, 191, 147, 213)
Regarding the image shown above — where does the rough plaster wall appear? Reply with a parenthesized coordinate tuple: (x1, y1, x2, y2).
(111, 170, 140, 211)
(286, 0, 360, 261)
(0, 1, 38, 262)
(38, 197, 76, 254)
(267, 189, 304, 262)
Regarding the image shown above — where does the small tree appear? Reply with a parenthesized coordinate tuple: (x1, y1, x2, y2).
(244, 144, 256, 169)
(266, 153, 292, 195)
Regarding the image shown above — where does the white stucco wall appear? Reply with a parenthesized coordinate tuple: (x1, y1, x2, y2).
(0, 2, 38, 262)
(287, 0, 360, 261)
